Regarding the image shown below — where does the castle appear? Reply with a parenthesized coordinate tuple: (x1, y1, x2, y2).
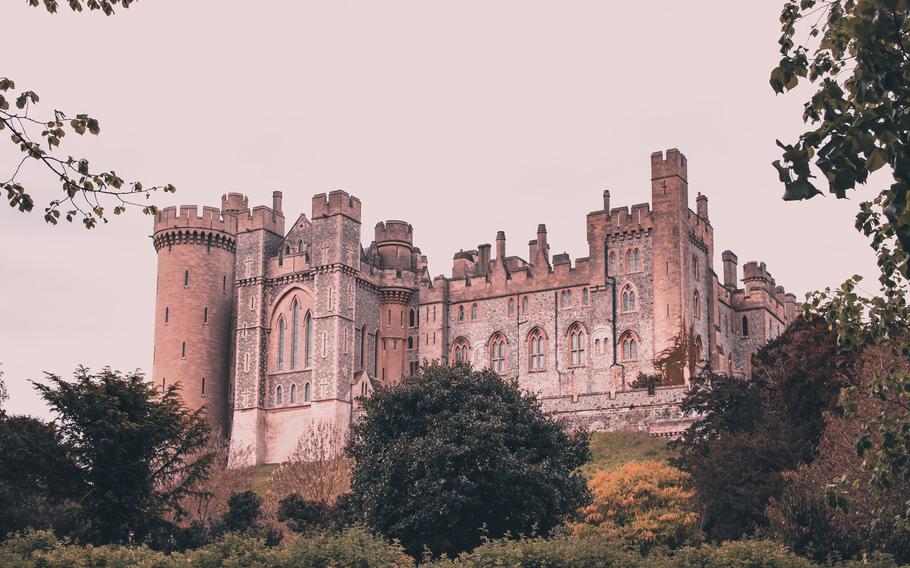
(151, 148, 799, 466)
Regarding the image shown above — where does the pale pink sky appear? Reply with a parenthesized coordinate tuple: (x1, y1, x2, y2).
(1, 1, 880, 417)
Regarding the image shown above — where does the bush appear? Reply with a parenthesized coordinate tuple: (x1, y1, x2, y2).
(667, 540, 818, 568)
(430, 535, 645, 568)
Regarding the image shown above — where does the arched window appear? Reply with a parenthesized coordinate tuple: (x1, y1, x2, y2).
(291, 299, 300, 368)
(276, 385, 283, 405)
(409, 308, 416, 327)
(528, 328, 546, 371)
(458, 305, 465, 321)
(489, 333, 507, 373)
(304, 382, 310, 402)
(693, 290, 700, 318)
(452, 337, 471, 365)
(508, 298, 515, 316)
(608, 253, 616, 274)
(568, 323, 587, 367)
(742, 315, 749, 336)
(278, 316, 286, 370)
(595, 338, 604, 356)
(626, 249, 641, 272)
(298, 240, 303, 253)
(305, 312, 313, 367)
(582, 288, 589, 305)
(620, 332, 638, 362)
(290, 384, 297, 403)
(621, 285, 636, 312)
(522, 296, 529, 314)
(407, 336, 414, 349)
(471, 303, 478, 320)
(693, 255, 699, 279)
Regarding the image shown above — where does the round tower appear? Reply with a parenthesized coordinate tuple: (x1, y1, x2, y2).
(152, 202, 240, 433)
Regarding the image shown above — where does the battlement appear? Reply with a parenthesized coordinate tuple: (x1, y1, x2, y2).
(742, 260, 771, 283)
(651, 148, 687, 182)
(237, 205, 285, 235)
(607, 203, 653, 230)
(221, 193, 249, 215)
(312, 190, 362, 221)
(153, 204, 238, 235)
(375, 220, 413, 244)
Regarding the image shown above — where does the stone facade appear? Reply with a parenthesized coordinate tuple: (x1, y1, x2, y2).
(151, 148, 799, 466)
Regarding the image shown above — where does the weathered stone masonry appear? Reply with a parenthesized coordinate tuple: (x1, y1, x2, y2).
(151, 148, 799, 465)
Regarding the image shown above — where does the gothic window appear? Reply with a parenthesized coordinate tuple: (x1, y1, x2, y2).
(489, 333, 507, 373)
(407, 336, 414, 349)
(621, 285, 637, 312)
(409, 308, 416, 327)
(305, 382, 311, 401)
(291, 300, 300, 368)
(608, 252, 617, 274)
(508, 298, 515, 316)
(298, 240, 303, 253)
(568, 323, 587, 367)
(742, 315, 750, 336)
(626, 249, 641, 272)
(278, 316, 286, 370)
(290, 384, 297, 403)
(471, 303, 478, 320)
(276, 385, 283, 405)
(583, 288, 589, 305)
(452, 337, 471, 365)
(693, 290, 700, 318)
(528, 328, 546, 371)
(561, 289, 572, 307)
(458, 305, 464, 321)
(305, 312, 313, 367)
(620, 331, 638, 362)
(522, 296, 529, 314)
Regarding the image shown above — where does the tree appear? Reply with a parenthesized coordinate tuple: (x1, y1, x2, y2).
(572, 460, 702, 554)
(265, 421, 351, 509)
(3, 0, 174, 228)
(220, 491, 262, 535)
(771, 0, 910, 276)
(0, 364, 7, 414)
(32, 367, 213, 544)
(347, 363, 590, 559)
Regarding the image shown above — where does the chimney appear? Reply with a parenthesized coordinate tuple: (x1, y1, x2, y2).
(495, 231, 506, 262)
(272, 191, 283, 215)
(696, 192, 708, 220)
(478, 243, 492, 275)
(722, 250, 738, 288)
(603, 189, 611, 213)
(536, 224, 549, 264)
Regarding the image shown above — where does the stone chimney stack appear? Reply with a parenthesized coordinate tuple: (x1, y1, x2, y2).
(478, 243, 492, 275)
(603, 189, 611, 213)
(696, 192, 708, 220)
(722, 250, 738, 288)
(536, 224, 549, 263)
(495, 231, 506, 262)
(272, 191, 283, 219)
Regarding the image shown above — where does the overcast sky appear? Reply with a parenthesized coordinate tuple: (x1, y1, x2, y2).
(1, 1, 881, 417)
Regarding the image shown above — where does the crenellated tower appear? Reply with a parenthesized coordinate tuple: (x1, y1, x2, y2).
(152, 203, 238, 433)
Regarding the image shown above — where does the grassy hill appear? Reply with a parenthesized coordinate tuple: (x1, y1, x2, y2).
(582, 431, 675, 476)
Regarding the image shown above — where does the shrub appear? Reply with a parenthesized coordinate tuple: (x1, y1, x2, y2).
(668, 540, 818, 568)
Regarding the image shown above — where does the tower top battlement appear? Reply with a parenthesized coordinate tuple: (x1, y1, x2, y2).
(375, 220, 413, 244)
(650, 148, 688, 182)
(312, 190, 362, 221)
(153, 205, 238, 235)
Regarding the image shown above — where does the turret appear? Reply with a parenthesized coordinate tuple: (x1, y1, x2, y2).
(696, 192, 708, 221)
(374, 220, 415, 271)
(722, 250, 738, 289)
(151, 202, 239, 433)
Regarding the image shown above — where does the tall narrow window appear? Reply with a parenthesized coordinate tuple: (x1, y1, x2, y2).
(522, 296, 529, 314)
(693, 290, 700, 318)
(490, 334, 507, 373)
(278, 317, 286, 370)
(620, 332, 638, 361)
(164, 307, 169, 324)
(608, 253, 616, 274)
(528, 329, 546, 371)
(356, 327, 364, 369)
(458, 305, 465, 321)
(693, 255, 699, 279)
(184, 270, 189, 287)
(223, 275, 227, 292)
(291, 300, 300, 368)
(290, 384, 297, 403)
(742, 315, 749, 336)
(322, 331, 328, 357)
(622, 285, 636, 312)
(471, 303, 478, 320)
(373, 331, 379, 374)
(203, 307, 208, 324)
(409, 309, 416, 327)
(181, 341, 186, 359)
(582, 288, 589, 305)
(387, 310, 391, 325)
(407, 336, 414, 349)
(201, 377, 205, 395)
(305, 312, 313, 367)
(276, 385, 283, 405)
(305, 382, 311, 402)
(508, 298, 515, 315)
(400, 311, 404, 327)
(568, 323, 586, 366)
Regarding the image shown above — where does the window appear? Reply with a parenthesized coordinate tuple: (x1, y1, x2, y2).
(201, 377, 205, 395)
(490, 334, 507, 373)
(409, 309, 416, 327)
(452, 337, 471, 364)
(305, 383, 310, 401)
(595, 338, 604, 356)
(184, 270, 189, 287)
(290, 384, 297, 403)
(285, 245, 291, 254)
(373, 331, 379, 374)
(561, 289, 572, 307)
(400, 311, 404, 327)
(528, 328, 546, 371)
(182, 341, 187, 359)
(693, 255, 699, 279)
(608, 253, 616, 274)
(305, 312, 313, 367)
(164, 307, 169, 324)
(742, 315, 749, 336)
(568, 323, 586, 367)
(620, 332, 638, 361)
(471, 303, 478, 320)
(203, 307, 208, 324)
(693, 290, 700, 318)
(621, 285, 636, 312)
(223, 275, 227, 292)
(583, 288, 589, 305)
(278, 317, 286, 370)
(522, 296, 529, 314)
(508, 298, 515, 316)
(387, 310, 391, 326)
(356, 327, 365, 370)
(626, 249, 640, 272)
(291, 300, 300, 368)
(458, 305, 465, 321)
(276, 385, 283, 405)
(407, 336, 414, 349)
(249, 296, 255, 311)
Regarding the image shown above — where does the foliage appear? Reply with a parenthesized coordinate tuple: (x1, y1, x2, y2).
(632, 372, 663, 395)
(582, 432, 674, 476)
(32, 367, 213, 544)
(669, 540, 817, 568)
(220, 491, 262, 535)
(771, 0, 910, 275)
(347, 362, 591, 559)
(265, 421, 351, 509)
(654, 325, 700, 386)
(180, 433, 257, 529)
(0, 415, 83, 540)
(430, 535, 644, 568)
(0, 365, 7, 414)
(572, 460, 702, 554)
(277, 493, 332, 533)
(672, 316, 850, 541)
(2, 0, 174, 228)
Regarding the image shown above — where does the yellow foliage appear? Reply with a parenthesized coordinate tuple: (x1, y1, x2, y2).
(572, 460, 703, 552)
